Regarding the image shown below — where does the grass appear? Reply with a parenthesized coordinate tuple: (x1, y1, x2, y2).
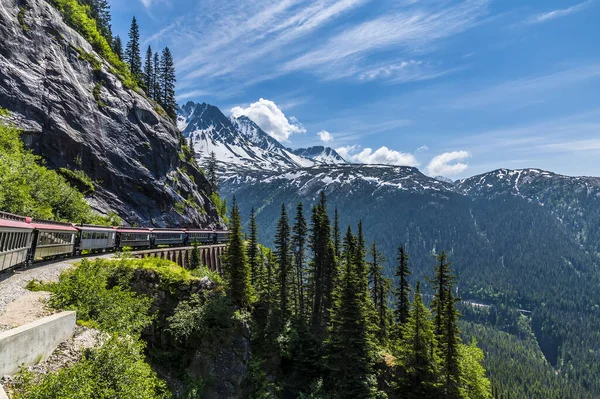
(57, 167, 95, 193)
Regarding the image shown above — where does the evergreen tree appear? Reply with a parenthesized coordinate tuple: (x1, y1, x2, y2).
(224, 197, 252, 308)
(429, 251, 455, 338)
(356, 220, 368, 296)
(152, 52, 161, 102)
(247, 207, 260, 288)
(188, 137, 197, 160)
(190, 241, 200, 269)
(440, 285, 463, 399)
(327, 226, 373, 398)
(112, 36, 123, 60)
(292, 202, 308, 317)
(204, 151, 219, 192)
(309, 191, 334, 335)
(274, 204, 292, 321)
(333, 208, 341, 258)
(394, 246, 412, 330)
(159, 47, 177, 120)
(143, 45, 153, 92)
(125, 16, 142, 81)
(368, 242, 389, 342)
(399, 281, 440, 399)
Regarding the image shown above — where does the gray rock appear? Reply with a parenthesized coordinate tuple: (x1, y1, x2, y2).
(0, 0, 221, 227)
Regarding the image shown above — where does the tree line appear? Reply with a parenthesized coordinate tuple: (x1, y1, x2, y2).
(76, 0, 177, 119)
(223, 192, 491, 398)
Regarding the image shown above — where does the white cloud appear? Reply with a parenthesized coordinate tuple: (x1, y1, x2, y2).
(230, 98, 306, 142)
(358, 60, 461, 84)
(318, 130, 333, 143)
(336, 145, 419, 166)
(426, 151, 470, 176)
(416, 145, 429, 152)
(527, 1, 591, 24)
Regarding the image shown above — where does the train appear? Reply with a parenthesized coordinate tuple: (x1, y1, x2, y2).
(0, 211, 229, 273)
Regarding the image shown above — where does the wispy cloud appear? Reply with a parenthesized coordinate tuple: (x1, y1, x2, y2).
(336, 145, 419, 166)
(526, 1, 592, 24)
(426, 151, 470, 176)
(283, 0, 489, 78)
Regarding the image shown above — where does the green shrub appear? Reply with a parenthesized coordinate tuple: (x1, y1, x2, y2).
(49, 259, 154, 335)
(17, 5, 29, 31)
(167, 292, 235, 344)
(0, 107, 8, 117)
(50, 0, 137, 89)
(210, 192, 228, 223)
(174, 200, 186, 214)
(57, 167, 95, 193)
(11, 335, 172, 399)
(0, 122, 108, 223)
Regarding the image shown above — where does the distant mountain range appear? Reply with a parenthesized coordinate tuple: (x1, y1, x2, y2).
(177, 100, 600, 397)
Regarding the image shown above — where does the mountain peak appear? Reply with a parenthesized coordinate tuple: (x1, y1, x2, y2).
(290, 146, 347, 165)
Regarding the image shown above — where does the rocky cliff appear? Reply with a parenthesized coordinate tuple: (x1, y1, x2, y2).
(0, 0, 220, 227)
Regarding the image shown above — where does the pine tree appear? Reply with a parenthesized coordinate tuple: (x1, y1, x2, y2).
(152, 52, 161, 102)
(190, 241, 200, 269)
(309, 192, 332, 334)
(188, 137, 197, 161)
(394, 246, 412, 331)
(368, 243, 389, 342)
(159, 47, 177, 120)
(292, 202, 308, 317)
(247, 207, 260, 288)
(429, 251, 455, 338)
(224, 197, 252, 308)
(125, 16, 142, 81)
(440, 285, 463, 399)
(204, 151, 219, 192)
(274, 204, 292, 322)
(112, 36, 123, 60)
(333, 208, 341, 258)
(399, 281, 440, 399)
(327, 226, 373, 398)
(143, 46, 153, 92)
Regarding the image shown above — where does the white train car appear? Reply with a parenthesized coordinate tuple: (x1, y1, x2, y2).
(76, 225, 117, 253)
(0, 212, 34, 271)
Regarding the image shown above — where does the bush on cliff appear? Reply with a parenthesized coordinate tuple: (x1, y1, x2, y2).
(0, 118, 108, 223)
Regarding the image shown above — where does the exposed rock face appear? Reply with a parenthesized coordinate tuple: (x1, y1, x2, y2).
(0, 0, 220, 227)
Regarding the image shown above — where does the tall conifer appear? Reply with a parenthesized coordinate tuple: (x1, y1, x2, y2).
(224, 197, 252, 308)
(275, 204, 292, 321)
(395, 246, 412, 329)
(430, 251, 455, 338)
(333, 208, 341, 258)
(125, 17, 142, 81)
(159, 47, 177, 120)
(143, 46, 153, 92)
(292, 202, 307, 317)
(152, 52, 161, 102)
(112, 36, 123, 59)
(248, 207, 259, 287)
(399, 281, 440, 399)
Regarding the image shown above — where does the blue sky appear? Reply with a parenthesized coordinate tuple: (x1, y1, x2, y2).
(109, 0, 600, 178)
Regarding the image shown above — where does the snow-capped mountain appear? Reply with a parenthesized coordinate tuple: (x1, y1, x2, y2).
(177, 102, 314, 172)
(290, 146, 346, 165)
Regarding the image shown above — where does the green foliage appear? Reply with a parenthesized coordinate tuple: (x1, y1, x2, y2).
(168, 292, 236, 344)
(0, 122, 106, 223)
(211, 192, 228, 223)
(224, 198, 252, 308)
(11, 335, 171, 399)
(0, 107, 9, 117)
(174, 200, 186, 214)
(48, 259, 154, 335)
(18, 5, 29, 31)
(50, 0, 137, 89)
(57, 167, 95, 193)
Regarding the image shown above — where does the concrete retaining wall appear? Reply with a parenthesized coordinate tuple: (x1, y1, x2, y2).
(0, 311, 76, 377)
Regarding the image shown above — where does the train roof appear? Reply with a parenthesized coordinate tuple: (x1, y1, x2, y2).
(29, 223, 78, 232)
(76, 225, 117, 232)
(152, 228, 186, 234)
(0, 218, 34, 230)
(117, 227, 152, 234)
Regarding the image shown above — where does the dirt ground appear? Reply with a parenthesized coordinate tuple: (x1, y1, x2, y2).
(0, 291, 53, 330)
